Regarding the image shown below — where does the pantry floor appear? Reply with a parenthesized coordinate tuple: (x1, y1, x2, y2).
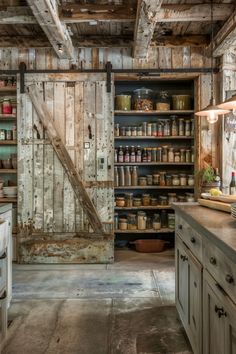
(3, 249, 192, 354)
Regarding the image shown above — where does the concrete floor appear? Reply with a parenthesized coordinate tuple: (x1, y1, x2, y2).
(2, 249, 192, 354)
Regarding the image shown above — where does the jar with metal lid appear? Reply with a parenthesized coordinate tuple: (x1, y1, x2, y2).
(120, 127, 126, 136)
(168, 214, 175, 229)
(131, 166, 138, 186)
(185, 149, 191, 163)
(185, 193, 195, 202)
(166, 175, 172, 186)
(125, 193, 133, 207)
(174, 151, 180, 163)
(133, 88, 154, 111)
(168, 147, 174, 162)
(159, 196, 168, 205)
(127, 213, 137, 230)
(153, 174, 160, 185)
(177, 195, 186, 202)
(162, 146, 168, 162)
(151, 148, 157, 162)
(151, 197, 158, 206)
(171, 116, 178, 136)
(153, 213, 161, 230)
(185, 120, 191, 136)
(172, 174, 180, 186)
(119, 217, 128, 230)
(191, 146, 194, 163)
(157, 147, 162, 162)
(115, 94, 131, 111)
(138, 176, 147, 186)
(168, 193, 177, 204)
(187, 175, 194, 186)
(161, 210, 168, 228)
(2, 98, 12, 114)
(147, 123, 152, 136)
(138, 125, 143, 136)
(146, 175, 153, 185)
(180, 174, 187, 186)
(178, 118, 185, 136)
(160, 171, 166, 186)
(142, 193, 151, 206)
(116, 197, 125, 207)
(131, 126, 137, 136)
(180, 149, 186, 162)
(137, 211, 147, 230)
(156, 91, 170, 111)
(126, 127, 131, 136)
(114, 123, 120, 137)
(133, 197, 142, 207)
(142, 122, 147, 136)
(146, 216, 152, 229)
(114, 213, 119, 230)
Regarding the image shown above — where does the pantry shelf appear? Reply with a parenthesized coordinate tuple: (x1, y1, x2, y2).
(0, 169, 17, 173)
(0, 197, 17, 202)
(115, 206, 172, 210)
(0, 114, 16, 120)
(115, 228, 175, 233)
(115, 136, 194, 140)
(0, 140, 17, 145)
(115, 110, 194, 115)
(0, 87, 16, 92)
(115, 186, 194, 189)
(115, 162, 194, 166)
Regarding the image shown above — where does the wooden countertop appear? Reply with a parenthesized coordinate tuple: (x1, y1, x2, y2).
(173, 203, 236, 262)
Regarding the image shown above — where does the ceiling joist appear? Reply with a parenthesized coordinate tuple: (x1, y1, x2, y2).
(26, 0, 74, 60)
(0, 6, 35, 24)
(212, 10, 236, 57)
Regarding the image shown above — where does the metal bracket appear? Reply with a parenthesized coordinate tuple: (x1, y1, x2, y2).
(19, 62, 26, 94)
(106, 61, 112, 93)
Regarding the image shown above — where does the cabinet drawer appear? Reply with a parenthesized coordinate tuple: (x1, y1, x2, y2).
(175, 215, 203, 262)
(204, 240, 236, 304)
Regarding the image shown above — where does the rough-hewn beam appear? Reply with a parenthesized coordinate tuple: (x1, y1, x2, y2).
(133, 0, 163, 58)
(212, 10, 236, 57)
(153, 35, 210, 47)
(0, 36, 49, 47)
(26, 0, 74, 60)
(27, 84, 105, 236)
(0, 6, 36, 24)
(60, 4, 136, 23)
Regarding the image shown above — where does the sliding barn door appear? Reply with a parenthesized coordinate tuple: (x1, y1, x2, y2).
(17, 73, 114, 263)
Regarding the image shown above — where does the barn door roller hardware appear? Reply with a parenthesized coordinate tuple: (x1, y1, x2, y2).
(0, 62, 219, 94)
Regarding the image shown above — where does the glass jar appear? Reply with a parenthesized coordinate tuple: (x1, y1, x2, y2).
(146, 217, 152, 229)
(180, 174, 187, 186)
(152, 123, 157, 137)
(114, 166, 119, 187)
(171, 116, 178, 136)
(130, 146, 136, 163)
(180, 149, 186, 163)
(119, 217, 128, 230)
(168, 193, 177, 204)
(172, 95, 191, 110)
(163, 120, 170, 136)
(151, 197, 158, 206)
(114, 213, 119, 230)
(178, 118, 185, 136)
(160, 171, 166, 186)
(147, 123, 152, 136)
(156, 91, 170, 111)
(118, 146, 124, 163)
(124, 146, 130, 163)
(157, 121, 163, 136)
(166, 175, 172, 186)
(157, 147, 162, 162)
(131, 166, 138, 186)
(137, 211, 147, 230)
(187, 175, 194, 186)
(126, 127, 131, 137)
(136, 146, 142, 163)
(114, 123, 120, 137)
(168, 148, 174, 162)
(185, 193, 195, 202)
(153, 214, 161, 230)
(142, 193, 151, 206)
(191, 146, 195, 163)
(161, 210, 168, 228)
(172, 174, 180, 186)
(124, 166, 131, 186)
(159, 196, 168, 205)
(138, 177, 147, 186)
(127, 213, 137, 230)
(138, 125, 143, 136)
(131, 126, 137, 136)
(115, 94, 131, 111)
(0, 129, 5, 140)
(177, 195, 186, 202)
(186, 149, 191, 163)
(191, 118, 194, 136)
(118, 166, 125, 186)
(174, 151, 180, 163)
(2, 98, 12, 114)
(133, 197, 142, 207)
(147, 148, 152, 162)
(142, 122, 147, 136)
(151, 148, 157, 162)
(168, 214, 175, 229)
(146, 175, 153, 185)
(153, 174, 160, 185)
(120, 127, 126, 136)
(116, 196, 125, 207)
(133, 88, 153, 111)
(125, 193, 133, 207)
(162, 146, 168, 162)
(185, 120, 191, 136)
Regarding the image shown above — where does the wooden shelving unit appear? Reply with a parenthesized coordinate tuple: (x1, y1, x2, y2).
(115, 228, 175, 233)
(0, 169, 17, 173)
(115, 162, 194, 166)
(0, 114, 16, 119)
(0, 197, 17, 203)
(115, 186, 194, 190)
(115, 110, 194, 115)
(0, 140, 17, 145)
(115, 206, 172, 210)
(0, 87, 16, 92)
(115, 136, 194, 140)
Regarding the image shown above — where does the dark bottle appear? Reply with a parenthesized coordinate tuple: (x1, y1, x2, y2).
(118, 146, 124, 163)
(142, 148, 148, 162)
(161, 210, 168, 228)
(124, 146, 130, 163)
(229, 171, 236, 195)
(130, 146, 136, 163)
(136, 145, 142, 163)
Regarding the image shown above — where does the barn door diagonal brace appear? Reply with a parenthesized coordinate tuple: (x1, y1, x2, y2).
(27, 84, 105, 236)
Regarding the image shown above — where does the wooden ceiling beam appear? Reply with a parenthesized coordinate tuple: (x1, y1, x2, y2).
(26, 0, 74, 60)
(212, 10, 236, 57)
(133, 0, 163, 58)
(0, 6, 36, 24)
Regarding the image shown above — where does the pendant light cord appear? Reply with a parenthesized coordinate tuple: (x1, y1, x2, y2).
(211, 0, 214, 102)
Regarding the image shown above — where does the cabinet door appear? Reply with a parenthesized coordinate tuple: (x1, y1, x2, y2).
(175, 235, 189, 327)
(203, 272, 226, 354)
(225, 298, 236, 354)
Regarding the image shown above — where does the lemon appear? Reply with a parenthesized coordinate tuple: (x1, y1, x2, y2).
(210, 188, 222, 197)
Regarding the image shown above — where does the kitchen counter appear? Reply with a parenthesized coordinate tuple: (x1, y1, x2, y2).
(173, 203, 236, 262)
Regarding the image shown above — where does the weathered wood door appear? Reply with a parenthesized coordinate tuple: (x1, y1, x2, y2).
(18, 73, 114, 263)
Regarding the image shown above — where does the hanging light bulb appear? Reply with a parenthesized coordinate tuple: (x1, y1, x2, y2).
(195, 0, 230, 122)
(218, 94, 236, 116)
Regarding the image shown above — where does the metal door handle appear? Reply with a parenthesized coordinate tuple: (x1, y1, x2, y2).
(190, 237, 196, 243)
(210, 257, 217, 265)
(225, 274, 234, 284)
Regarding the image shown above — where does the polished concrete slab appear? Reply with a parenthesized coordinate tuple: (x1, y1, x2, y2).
(3, 249, 192, 354)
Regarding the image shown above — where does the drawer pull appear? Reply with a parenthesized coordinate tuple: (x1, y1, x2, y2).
(225, 274, 234, 284)
(215, 306, 227, 318)
(0, 252, 6, 260)
(190, 237, 196, 244)
(210, 257, 217, 265)
(178, 224, 183, 230)
(0, 290, 7, 300)
(180, 254, 188, 262)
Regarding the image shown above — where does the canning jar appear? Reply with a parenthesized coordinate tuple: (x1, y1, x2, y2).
(139, 176, 147, 186)
(178, 118, 185, 136)
(114, 123, 120, 137)
(185, 193, 195, 202)
(115, 94, 131, 111)
(127, 213, 137, 230)
(118, 166, 125, 186)
(160, 171, 166, 186)
(180, 149, 186, 163)
(166, 175, 172, 186)
(137, 211, 147, 230)
(153, 214, 161, 230)
(147, 123, 152, 136)
(168, 148, 174, 162)
(133, 197, 142, 207)
(157, 147, 162, 162)
(185, 149, 191, 163)
(131, 166, 138, 186)
(156, 91, 170, 111)
(187, 175, 194, 186)
(153, 174, 160, 185)
(119, 218, 128, 230)
(161, 210, 168, 228)
(185, 120, 191, 136)
(159, 196, 168, 205)
(174, 152, 180, 163)
(142, 122, 147, 136)
(168, 193, 177, 204)
(177, 195, 186, 202)
(171, 116, 178, 136)
(152, 123, 157, 137)
(116, 197, 125, 207)
(151, 197, 158, 206)
(168, 214, 175, 229)
(131, 126, 137, 136)
(120, 127, 126, 136)
(2, 98, 12, 114)
(125, 193, 133, 207)
(124, 166, 131, 186)
(151, 148, 157, 162)
(142, 193, 151, 206)
(163, 120, 170, 136)
(126, 127, 131, 137)
(180, 174, 187, 186)
(146, 217, 152, 229)
(133, 88, 154, 111)
(172, 175, 180, 186)
(138, 125, 143, 136)
(162, 146, 168, 162)
(172, 95, 191, 110)
(146, 175, 153, 185)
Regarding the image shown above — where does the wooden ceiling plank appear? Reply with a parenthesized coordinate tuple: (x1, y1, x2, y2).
(0, 6, 36, 24)
(212, 10, 236, 57)
(133, 0, 163, 59)
(26, 0, 74, 60)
